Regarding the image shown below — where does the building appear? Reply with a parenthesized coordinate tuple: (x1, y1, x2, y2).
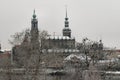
(30, 10, 40, 49)
(42, 8, 75, 50)
(12, 9, 76, 66)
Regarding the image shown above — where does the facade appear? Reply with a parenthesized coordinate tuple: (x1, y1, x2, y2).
(42, 36, 75, 49)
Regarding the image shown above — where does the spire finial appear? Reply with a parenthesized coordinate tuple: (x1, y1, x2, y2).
(34, 9, 36, 14)
(33, 9, 36, 19)
(65, 5, 68, 20)
(65, 5, 68, 18)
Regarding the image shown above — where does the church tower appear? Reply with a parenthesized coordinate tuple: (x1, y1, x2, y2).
(63, 7, 71, 37)
(30, 10, 39, 47)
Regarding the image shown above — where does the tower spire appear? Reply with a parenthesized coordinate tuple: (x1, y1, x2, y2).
(63, 6, 71, 37)
(34, 9, 35, 14)
(65, 5, 68, 18)
(31, 10, 39, 44)
(33, 9, 36, 19)
(65, 5, 68, 20)
(64, 6, 69, 27)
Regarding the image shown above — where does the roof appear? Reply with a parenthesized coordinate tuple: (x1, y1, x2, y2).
(43, 49, 79, 53)
(0, 53, 11, 58)
(98, 58, 119, 64)
(64, 54, 91, 61)
(106, 71, 120, 74)
(46, 36, 75, 40)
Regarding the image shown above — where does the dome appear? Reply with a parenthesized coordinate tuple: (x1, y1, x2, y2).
(33, 14, 36, 19)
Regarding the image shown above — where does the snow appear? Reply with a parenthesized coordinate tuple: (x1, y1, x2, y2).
(46, 36, 75, 40)
(47, 49, 79, 53)
(117, 55, 120, 58)
(98, 58, 119, 63)
(64, 54, 91, 61)
(106, 71, 120, 74)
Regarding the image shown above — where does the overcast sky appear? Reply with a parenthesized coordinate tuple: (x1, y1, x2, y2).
(0, 0, 120, 50)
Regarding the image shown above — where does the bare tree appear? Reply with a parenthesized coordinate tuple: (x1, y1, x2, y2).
(84, 63, 102, 80)
(6, 28, 49, 80)
(64, 38, 104, 80)
(9, 29, 30, 46)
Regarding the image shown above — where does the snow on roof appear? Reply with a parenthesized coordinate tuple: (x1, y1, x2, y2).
(47, 49, 80, 53)
(98, 58, 119, 64)
(106, 71, 120, 74)
(117, 55, 120, 58)
(64, 54, 91, 61)
(46, 36, 75, 40)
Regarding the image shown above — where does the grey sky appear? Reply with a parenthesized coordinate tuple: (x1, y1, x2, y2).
(0, 0, 120, 49)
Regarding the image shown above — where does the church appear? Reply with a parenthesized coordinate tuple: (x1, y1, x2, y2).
(30, 9, 76, 52)
(12, 9, 104, 67)
(41, 9, 75, 50)
(12, 9, 76, 66)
